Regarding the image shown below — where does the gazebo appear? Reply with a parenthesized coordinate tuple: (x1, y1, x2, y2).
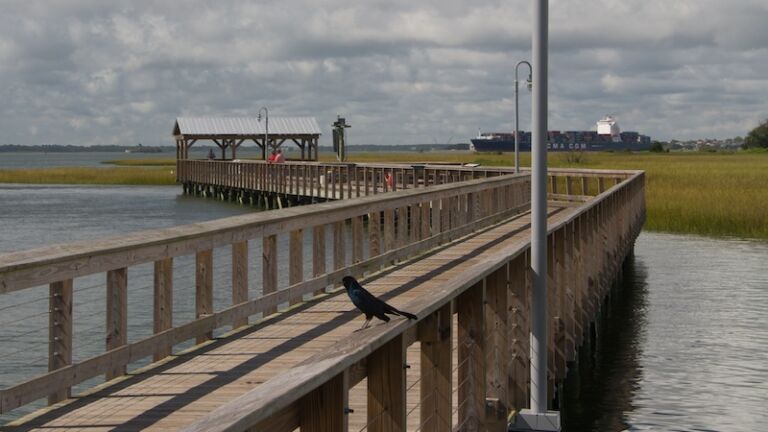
(173, 117, 322, 161)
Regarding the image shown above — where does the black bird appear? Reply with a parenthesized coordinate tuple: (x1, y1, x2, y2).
(342, 276, 417, 329)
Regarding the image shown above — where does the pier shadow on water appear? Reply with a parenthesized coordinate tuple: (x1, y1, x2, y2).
(561, 251, 649, 432)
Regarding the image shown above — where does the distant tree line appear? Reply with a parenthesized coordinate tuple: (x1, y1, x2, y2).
(743, 119, 768, 149)
(0, 144, 170, 153)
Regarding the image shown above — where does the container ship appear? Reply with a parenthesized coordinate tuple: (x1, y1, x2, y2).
(470, 116, 651, 152)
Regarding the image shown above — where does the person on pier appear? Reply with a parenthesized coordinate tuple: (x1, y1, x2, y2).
(275, 149, 285, 163)
(268, 150, 277, 163)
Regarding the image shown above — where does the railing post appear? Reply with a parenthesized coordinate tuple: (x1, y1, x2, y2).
(352, 216, 364, 264)
(367, 334, 406, 432)
(383, 209, 395, 254)
(196, 250, 213, 343)
(106, 268, 128, 380)
(300, 371, 348, 432)
(420, 201, 431, 240)
(397, 206, 408, 248)
(369, 211, 381, 258)
(485, 265, 509, 422)
(289, 229, 304, 305)
(153, 258, 173, 361)
(263, 235, 278, 315)
(418, 302, 452, 432)
(458, 281, 485, 430)
(509, 253, 530, 412)
(333, 221, 346, 273)
(313, 225, 327, 296)
(232, 241, 249, 328)
(48, 279, 72, 405)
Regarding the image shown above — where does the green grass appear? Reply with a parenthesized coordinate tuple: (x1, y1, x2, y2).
(343, 151, 768, 240)
(0, 167, 176, 185)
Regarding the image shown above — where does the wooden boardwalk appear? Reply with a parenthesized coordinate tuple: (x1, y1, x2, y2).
(0, 165, 645, 431)
(7, 204, 573, 431)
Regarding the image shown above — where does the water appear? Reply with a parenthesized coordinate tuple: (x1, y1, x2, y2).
(0, 181, 349, 423)
(0, 184, 255, 252)
(562, 232, 768, 432)
(0, 149, 267, 169)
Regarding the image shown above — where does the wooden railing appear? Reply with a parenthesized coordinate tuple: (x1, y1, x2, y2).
(0, 172, 533, 414)
(181, 170, 646, 432)
(176, 160, 632, 201)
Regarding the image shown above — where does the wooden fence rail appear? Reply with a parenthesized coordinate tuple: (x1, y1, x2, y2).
(181, 170, 645, 432)
(0, 172, 535, 414)
(176, 160, 630, 203)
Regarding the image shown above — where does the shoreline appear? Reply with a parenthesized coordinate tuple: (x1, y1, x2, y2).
(3, 151, 767, 239)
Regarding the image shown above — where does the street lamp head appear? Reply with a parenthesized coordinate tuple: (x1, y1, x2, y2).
(526, 75, 533, 91)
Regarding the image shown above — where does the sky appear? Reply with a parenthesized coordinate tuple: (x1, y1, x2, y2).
(0, 0, 766, 146)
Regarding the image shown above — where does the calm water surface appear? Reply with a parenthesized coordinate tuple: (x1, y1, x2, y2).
(562, 232, 768, 431)
(0, 149, 266, 169)
(1, 180, 767, 430)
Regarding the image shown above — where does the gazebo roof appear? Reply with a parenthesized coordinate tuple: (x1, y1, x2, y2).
(173, 117, 321, 137)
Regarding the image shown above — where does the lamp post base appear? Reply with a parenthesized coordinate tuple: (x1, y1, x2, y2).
(509, 409, 561, 431)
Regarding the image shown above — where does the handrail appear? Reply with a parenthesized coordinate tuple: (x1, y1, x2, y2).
(183, 170, 646, 432)
(0, 172, 532, 414)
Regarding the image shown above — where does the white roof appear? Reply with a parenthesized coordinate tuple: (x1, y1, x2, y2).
(174, 117, 321, 136)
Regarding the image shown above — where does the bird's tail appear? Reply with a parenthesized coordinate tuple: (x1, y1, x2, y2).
(391, 308, 417, 320)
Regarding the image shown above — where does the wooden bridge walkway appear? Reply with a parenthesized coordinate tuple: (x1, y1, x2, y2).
(0, 164, 644, 431)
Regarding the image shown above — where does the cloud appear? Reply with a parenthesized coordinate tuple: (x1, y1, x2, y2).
(0, 0, 766, 146)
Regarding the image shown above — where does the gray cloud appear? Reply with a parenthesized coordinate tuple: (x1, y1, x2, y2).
(0, 0, 766, 146)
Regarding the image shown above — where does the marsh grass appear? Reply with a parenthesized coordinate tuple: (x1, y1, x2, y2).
(102, 158, 176, 166)
(12, 151, 768, 239)
(0, 167, 176, 185)
(343, 151, 768, 239)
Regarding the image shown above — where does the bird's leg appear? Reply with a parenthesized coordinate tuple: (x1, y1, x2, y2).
(360, 318, 371, 330)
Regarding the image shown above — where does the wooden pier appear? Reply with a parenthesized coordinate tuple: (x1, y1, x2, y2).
(0, 162, 644, 431)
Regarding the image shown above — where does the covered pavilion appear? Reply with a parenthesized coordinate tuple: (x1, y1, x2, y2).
(173, 117, 322, 160)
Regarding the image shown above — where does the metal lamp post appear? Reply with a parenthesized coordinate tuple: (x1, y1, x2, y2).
(511, 0, 560, 430)
(515, 60, 533, 174)
(258, 106, 269, 160)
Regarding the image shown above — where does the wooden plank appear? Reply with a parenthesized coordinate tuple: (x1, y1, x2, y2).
(313, 225, 326, 296)
(299, 372, 346, 432)
(418, 302, 452, 432)
(232, 241, 249, 329)
(153, 258, 173, 361)
(253, 404, 300, 432)
(196, 249, 214, 344)
(458, 281, 485, 430)
(289, 229, 304, 305)
(367, 334, 406, 432)
(263, 235, 278, 315)
(48, 279, 72, 405)
(105, 267, 127, 380)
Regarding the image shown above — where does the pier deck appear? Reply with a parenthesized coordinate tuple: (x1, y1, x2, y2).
(8, 205, 572, 431)
(0, 164, 644, 431)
